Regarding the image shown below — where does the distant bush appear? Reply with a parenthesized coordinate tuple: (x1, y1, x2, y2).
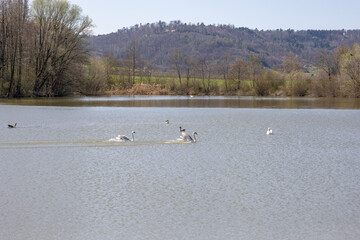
(254, 79, 271, 96)
(285, 71, 310, 96)
(291, 80, 309, 96)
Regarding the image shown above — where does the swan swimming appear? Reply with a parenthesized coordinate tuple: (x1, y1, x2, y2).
(266, 127, 273, 135)
(115, 131, 136, 141)
(178, 131, 198, 142)
(7, 123, 17, 128)
(186, 132, 198, 142)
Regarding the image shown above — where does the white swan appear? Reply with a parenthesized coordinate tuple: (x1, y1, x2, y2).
(266, 127, 273, 135)
(116, 131, 136, 141)
(180, 131, 198, 142)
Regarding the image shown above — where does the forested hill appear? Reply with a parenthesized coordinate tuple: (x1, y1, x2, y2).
(90, 21, 360, 70)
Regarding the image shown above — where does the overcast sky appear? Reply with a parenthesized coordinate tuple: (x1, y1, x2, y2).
(43, 0, 360, 35)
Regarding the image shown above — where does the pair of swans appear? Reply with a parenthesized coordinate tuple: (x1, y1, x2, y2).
(179, 126, 197, 142)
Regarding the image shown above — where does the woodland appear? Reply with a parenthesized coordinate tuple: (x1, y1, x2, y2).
(1, 0, 360, 98)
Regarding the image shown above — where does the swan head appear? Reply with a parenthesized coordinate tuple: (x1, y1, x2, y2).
(132, 131, 136, 134)
(193, 132, 197, 135)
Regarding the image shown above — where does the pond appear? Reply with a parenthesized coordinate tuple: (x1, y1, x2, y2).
(1, 96, 360, 239)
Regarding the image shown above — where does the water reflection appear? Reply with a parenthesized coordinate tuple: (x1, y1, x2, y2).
(0, 96, 360, 109)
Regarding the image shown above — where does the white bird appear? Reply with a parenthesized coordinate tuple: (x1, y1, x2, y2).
(179, 126, 186, 136)
(116, 131, 136, 141)
(180, 131, 198, 142)
(266, 127, 273, 135)
(7, 123, 17, 128)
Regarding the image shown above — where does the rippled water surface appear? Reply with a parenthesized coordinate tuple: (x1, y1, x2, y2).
(0, 97, 360, 239)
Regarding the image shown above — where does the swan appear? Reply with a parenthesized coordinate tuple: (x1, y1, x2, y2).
(180, 131, 198, 142)
(266, 127, 273, 135)
(116, 131, 136, 141)
(8, 123, 17, 128)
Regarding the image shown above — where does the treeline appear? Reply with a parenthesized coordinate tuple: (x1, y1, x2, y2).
(0, 0, 92, 98)
(91, 20, 360, 70)
(85, 41, 360, 98)
(1, 5, 360, 98)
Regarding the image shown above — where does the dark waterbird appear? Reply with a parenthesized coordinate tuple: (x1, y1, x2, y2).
(7, 123, 17, 128)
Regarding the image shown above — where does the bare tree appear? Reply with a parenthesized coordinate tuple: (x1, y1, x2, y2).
(248, 54, 264, 87)
(15, 0, 28, 97)
(124, 39, 141, 86)
(0, 1, 6, 94)
(230, 58, 248, 90)
(196, 57, 207, 92)
(316, 49, 339, 81)
(0, 0, 28, 98)
(184, 56, 194, 88)
(32, 0, 92, 96)
(143, 60, 155, 84)
(218, 54, 233, 92)
(282, 52, 301, 73)
(313, 48, 343, 96)
(169, 50, 184, 86)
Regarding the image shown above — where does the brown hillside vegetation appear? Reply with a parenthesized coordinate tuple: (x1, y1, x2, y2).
(91, 20, 360, 70)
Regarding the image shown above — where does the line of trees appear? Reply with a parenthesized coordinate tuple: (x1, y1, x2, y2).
(1, 4, 360, 98)
(0, 0, 92, 98)
(85, 40, 360, 98)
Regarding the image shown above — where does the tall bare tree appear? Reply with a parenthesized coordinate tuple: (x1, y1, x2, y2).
(248, 54, 264, 87)
(15, 0, 28, 97)
(0, 0, 28, 97)
(184, 56, 194, 88)
(169, 50, 184, 86)
(32, 0, 92, 96)
(230, 58, 248, 90)
(218, 54, 233, 92)
(123, 39, 140, 86)
(196, 56, 207, 92)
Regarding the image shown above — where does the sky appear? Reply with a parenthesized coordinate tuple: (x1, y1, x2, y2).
(41, 0, 360, 35)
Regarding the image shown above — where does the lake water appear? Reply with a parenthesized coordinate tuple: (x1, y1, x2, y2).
(1, 96, 360, 240)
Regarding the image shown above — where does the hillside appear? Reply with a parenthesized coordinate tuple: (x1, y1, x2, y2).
(90, 21, 360, 70)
